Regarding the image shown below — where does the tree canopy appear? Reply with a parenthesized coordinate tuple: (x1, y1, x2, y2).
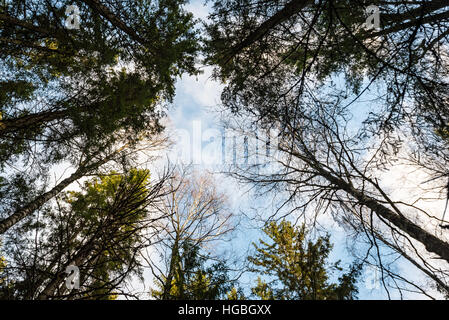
(1, 0, 448, 300)
(205, 0, 449, 297)
(249, 220, 360, 300)
(0, 0, 199, 235)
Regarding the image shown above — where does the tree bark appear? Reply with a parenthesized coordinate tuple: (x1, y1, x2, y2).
(162, 235, 180, 299)
(315, 163, 449, 264)
(0, 155, 112, 234)
(0, 110, 67, 137)
(82, 0, 151, 48)
(0, 13, 53, 35)
(366, 10, 449, 39)
(222, 0, 313, 64)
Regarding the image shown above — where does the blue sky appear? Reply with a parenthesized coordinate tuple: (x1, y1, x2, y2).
(164, 0, 379, 299)
(140, 0, 443, 299)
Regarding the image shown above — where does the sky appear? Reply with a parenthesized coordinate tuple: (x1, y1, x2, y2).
(153, 0, 379, 299)
(1, 0, 446, 301)
(164, 61, 410, 298)
(34, 0, 443, 299)
(149, 0, 447, 300)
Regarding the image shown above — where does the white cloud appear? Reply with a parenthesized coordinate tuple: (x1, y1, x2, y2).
(185, 0, 210, 21)
(176, 66, 224, 107)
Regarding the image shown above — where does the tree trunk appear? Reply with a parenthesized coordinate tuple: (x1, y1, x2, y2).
(162, 235, 180, 299)
(283, 143, 449, 264)
(316, 164, 449, 264)
(367, 10, 449, 39)
(0, 110, 67, 137)
(82, 0, 149, 47)
(0, 155, 112, 234)
(222, 0, 313, 64)
(36, 239, 97, 300)
(0, 13, 52, 35)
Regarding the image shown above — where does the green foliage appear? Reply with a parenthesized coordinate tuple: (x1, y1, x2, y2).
(0, 241, 6, 285)
(151, 241, 235, 300)
(60, 169, 152, 299)
(205, 0, 449, 142)
(0, 80, 35, 107)
(226, 287, 246, 300)
(66, 168, 151, 227)
(248, 220, 361, 300)
(0, 0, 200, 223)
(251, 277, 274, 300)
(3, 169, 155, 299)
(0, 239, 16, 299)
(436, 124, 449, 142)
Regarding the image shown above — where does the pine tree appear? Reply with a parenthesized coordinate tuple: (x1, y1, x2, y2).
(226, 287, 246, 300)
(0, 0, 199, 234)
(151, 241, 235, 300)
(0, 241, 6, 286)
(3, 168, 168, 299)
(204, 0, 449, 296)
(248, 220, 360, 300)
